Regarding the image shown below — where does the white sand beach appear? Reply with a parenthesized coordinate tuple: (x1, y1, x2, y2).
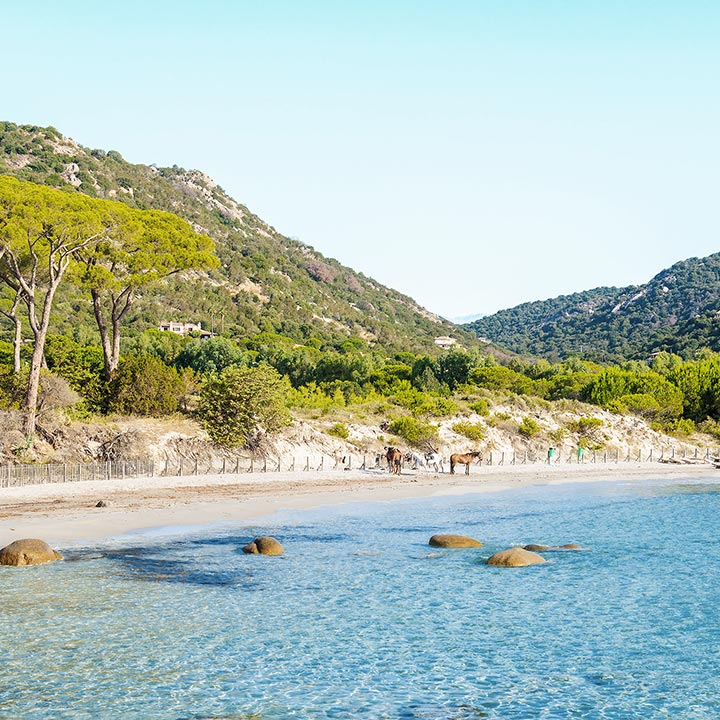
(0, 462, 716, 548)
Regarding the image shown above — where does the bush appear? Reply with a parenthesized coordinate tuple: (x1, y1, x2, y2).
(108, 355, 185, 416)
(469, 399, 489, 416)
(698, 418, 720, 440)
(328, 422, 349, 439)
(518, 416, 541, 438)
(655, 418, 696, 438)
(567, 416, 603, 434)
(388, 416, 438, 446)
(451, 421, 485, 442)
(197, 364, 290, 448)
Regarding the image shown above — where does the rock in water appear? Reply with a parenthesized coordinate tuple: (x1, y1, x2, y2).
(428, 534, 483, 548)
(242, 536, 284, 555)
(486, 547, 546, 567)
(523, 544, 551, 551)
(0, 538, 63, 566)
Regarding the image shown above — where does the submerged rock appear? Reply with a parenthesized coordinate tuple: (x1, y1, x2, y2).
(523, 544, 551, 551)
(242, 536, 284, 556)
(0, 538, 63, 566)
(486, 547, 546, 567)
(523, 542, 584, 552)
(428, 534, 483, 548)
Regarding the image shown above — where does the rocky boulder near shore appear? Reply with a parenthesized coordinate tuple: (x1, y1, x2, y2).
(0, 538, 63, 566)
(242, 536, 284, 556)
(429, 534, 483, 548)
(523, 543, 583, 552)
(487, 547, 547, 567)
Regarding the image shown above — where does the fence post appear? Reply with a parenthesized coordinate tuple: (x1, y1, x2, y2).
(305, 456, 310, 471)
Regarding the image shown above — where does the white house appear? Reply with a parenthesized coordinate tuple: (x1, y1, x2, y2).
(158, 321, 204, 336)
(434, 336, 457, 350)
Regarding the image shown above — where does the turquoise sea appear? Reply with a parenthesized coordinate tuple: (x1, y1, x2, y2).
(2, 476, 720, 720)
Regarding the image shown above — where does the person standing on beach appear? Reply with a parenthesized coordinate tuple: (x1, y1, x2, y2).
(548, 447, 555, 464)
(577, 445, 584, 463)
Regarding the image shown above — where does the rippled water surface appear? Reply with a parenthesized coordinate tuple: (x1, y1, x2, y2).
(2, 477, 720, 719)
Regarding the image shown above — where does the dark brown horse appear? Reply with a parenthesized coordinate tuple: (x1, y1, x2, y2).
(384, 446, 403, 475)
(449, 451, 482, 475)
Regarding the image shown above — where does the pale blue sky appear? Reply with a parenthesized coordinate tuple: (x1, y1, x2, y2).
(3, 1, 719, 318)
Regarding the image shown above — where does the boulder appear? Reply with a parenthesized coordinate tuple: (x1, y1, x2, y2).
(523, 542, 584, 552)
(0, 538, 63, 566)
(428, 534, 482, 548)
(242, 536, 284, 556)
(486, 547, 547, 567)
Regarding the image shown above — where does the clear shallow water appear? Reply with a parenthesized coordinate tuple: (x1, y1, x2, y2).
(2, 477, 720, 720)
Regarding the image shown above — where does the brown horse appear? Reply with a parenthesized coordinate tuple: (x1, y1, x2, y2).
(449, 451, 482, 475)
(384, 446, 403, 475)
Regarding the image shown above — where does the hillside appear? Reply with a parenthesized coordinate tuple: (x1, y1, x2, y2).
(464, 254, 720, 362)
(0, 121, 471, 353)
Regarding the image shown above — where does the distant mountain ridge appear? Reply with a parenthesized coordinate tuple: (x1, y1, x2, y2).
(463, 254, 720, 361)
(0, 121, 470, 352)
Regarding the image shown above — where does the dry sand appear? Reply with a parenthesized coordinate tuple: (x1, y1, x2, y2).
(0, 462, 716, 549)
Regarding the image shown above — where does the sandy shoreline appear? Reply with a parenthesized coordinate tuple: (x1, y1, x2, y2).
(1, 462, 717, 548)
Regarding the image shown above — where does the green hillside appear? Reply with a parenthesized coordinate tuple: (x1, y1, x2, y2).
(0, 121, 470, 353)
(464, 254, 720, 362)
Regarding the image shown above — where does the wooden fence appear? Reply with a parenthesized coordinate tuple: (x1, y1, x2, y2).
(0, 446, 716, 489)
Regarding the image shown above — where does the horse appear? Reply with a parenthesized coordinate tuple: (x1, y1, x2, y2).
(449, 451, 482, 475)
(405, 451, 445, 473)
(404, 451, 427, 470)
(425, 452, 444, 473)
(384, 446, 403, 475)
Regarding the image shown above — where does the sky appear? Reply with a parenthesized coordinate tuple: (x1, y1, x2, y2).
(3, 1, 719, 320)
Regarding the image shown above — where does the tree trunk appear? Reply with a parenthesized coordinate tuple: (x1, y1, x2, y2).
(22, 328, 47, 436)
(92, 287, 133, 381)
(92, 289, 115, 382)
(12, 314, 21, 373)
(22, 282, 62, 437)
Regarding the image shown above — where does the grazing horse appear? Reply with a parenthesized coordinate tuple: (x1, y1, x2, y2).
(384, 446, 403, 475)
(449, 451, 483, 475)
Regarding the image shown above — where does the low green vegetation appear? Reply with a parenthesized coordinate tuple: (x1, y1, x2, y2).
(518, 416, 541, 439)
(451, 421, 485, 442)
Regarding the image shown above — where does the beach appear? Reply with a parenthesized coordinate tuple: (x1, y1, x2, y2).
(0, 461, 714, 548)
